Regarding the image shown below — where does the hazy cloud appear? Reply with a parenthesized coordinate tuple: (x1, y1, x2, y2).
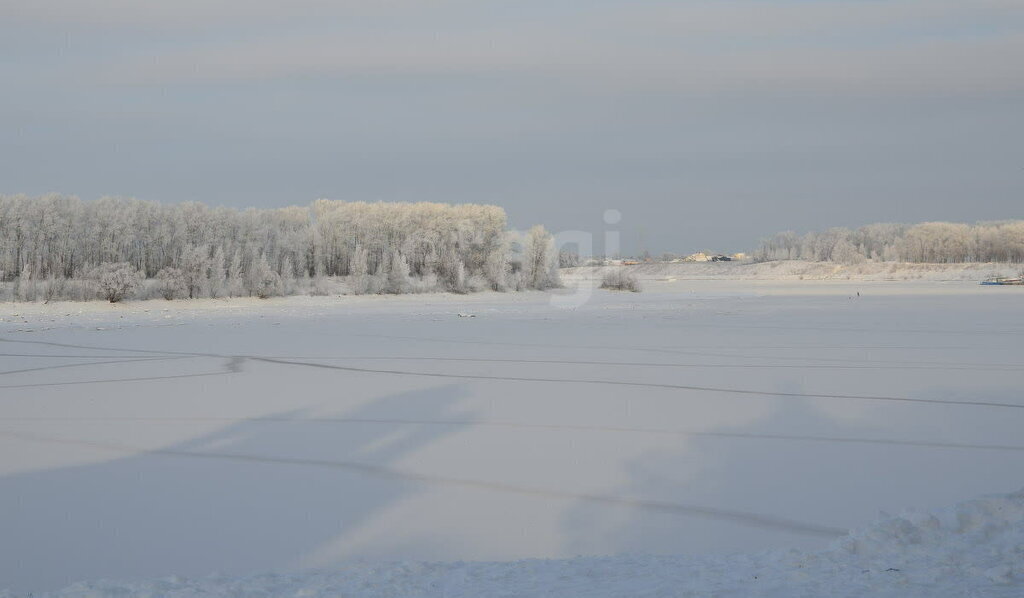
(2, 0, 1022, 253)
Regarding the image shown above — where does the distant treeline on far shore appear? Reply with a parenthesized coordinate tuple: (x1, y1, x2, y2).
(755, 221, 1024, 264)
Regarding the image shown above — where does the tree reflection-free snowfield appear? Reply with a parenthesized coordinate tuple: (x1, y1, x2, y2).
(1, 278, 1022, 593)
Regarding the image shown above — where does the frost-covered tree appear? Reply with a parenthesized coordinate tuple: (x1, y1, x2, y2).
(209, 246, 227, 298)
(438, 250, 468, 293)
(522, 225, 561, 290)
(385, 250, 411, 294)
(280, 255, 296, 295)
(249, 253, 281, 299)
(558, 247, 581, 268)
(180, 245, 210, 299)
(0, 193, 573, 301)
(600, 268, 642, 292)
(16, 264, 36, 302)
(485, 242, 511, 291)
(155, 267, 188, 300)
(92, 262, 143, 303)
(755, 220, 1024, 264)
(227, 249, 245, 298)
(831, 238, 865, 265)
(349, 244, 369, 295)
(367, 261, 388, 295)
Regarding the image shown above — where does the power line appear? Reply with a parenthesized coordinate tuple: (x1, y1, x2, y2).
(0, 427, 847, 539)
(5, 414, 1024, 453)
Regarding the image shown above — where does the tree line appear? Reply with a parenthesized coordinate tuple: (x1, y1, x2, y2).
(754, 221, 1024, 264)
(0, 194, 561, 302)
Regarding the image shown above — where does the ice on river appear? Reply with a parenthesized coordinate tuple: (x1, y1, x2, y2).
(1, 279, 1022, 593)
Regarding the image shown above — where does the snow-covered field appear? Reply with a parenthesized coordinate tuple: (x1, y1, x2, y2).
(2, 276, 1022, 596)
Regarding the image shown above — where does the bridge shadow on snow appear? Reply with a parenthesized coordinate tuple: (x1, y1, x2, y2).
(0, 384, 475, 593)
(559, 387, 1024, 557)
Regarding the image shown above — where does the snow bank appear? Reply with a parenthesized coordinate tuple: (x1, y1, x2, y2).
(825, 488, 1024, 592)
(8, 490, 1021, 597)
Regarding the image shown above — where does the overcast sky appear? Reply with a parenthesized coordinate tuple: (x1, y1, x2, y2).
(2, 0, 1022, 253)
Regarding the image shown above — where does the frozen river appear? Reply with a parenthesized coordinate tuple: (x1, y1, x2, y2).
(2, 280, 1022, 592)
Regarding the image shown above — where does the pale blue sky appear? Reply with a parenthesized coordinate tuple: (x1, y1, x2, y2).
(2, 1, 1022, 253)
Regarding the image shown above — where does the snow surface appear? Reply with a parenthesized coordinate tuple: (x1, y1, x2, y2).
(1, 275, 1022, 595)
(4, 489, 1023, 597)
